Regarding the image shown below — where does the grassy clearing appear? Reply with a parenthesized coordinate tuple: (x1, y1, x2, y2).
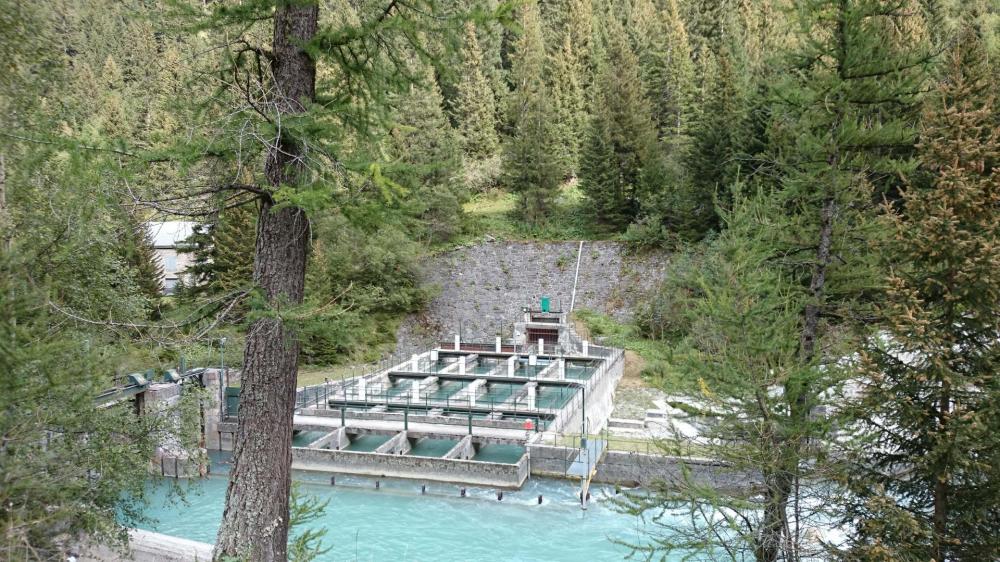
(297, 363, 374, 388)
(452, 183, 612, 246)
(573, 309, 699, 396)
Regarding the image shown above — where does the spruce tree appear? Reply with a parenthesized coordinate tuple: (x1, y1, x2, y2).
(120, 211, 163, 304)
(578, 13, 658, 231)
(503, 1, 561, 225)
(842, 28, 1000, 561)
(454, 22, 499, 159)
(549, 32, 587, 176)
(390, 63, 465, 243)
(649, 0, 696, 136)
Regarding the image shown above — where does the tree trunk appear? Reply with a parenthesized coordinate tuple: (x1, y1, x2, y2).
(757, 196, 837, 562)
(932, 380, 950, 561)
(214, 4, 317, 561)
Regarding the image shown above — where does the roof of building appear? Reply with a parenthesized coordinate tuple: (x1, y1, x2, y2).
(146, 221, 197, 248)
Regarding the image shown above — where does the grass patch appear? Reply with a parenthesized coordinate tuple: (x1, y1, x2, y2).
(450, 184, 614, 246)
(297, 363, 373, 388)
(573, 309, 699, 395)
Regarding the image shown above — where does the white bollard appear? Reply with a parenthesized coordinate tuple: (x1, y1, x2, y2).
(495, 336, 502, 353)
(459, 356, 467, 376)
(529, 354, 537, 366)
(582, 340, 589, 356)
(454, 334, 461, 351)
(538, 338, 544, 354)
(411, 354, 419, 372)
(507, 356, 516, 377)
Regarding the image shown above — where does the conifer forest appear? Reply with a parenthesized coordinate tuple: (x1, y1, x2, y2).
(1, 0, 998, 561)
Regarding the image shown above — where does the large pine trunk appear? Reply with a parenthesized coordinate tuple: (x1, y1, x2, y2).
(214, 4, 317, 561)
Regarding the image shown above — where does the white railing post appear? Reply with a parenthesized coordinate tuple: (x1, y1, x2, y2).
(582, 340, 589, 356)
(454, 334, 461, 351)
(411, 354, 419, 372)
(538, 337, 544, 354)
(459, 356, 467, 376)
(507, 356, 516, 377)
(495, 336, 502, 353)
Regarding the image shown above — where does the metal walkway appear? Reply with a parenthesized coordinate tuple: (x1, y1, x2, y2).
(566, 437, 606, 478)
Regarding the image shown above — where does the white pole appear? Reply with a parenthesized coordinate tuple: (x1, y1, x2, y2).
(459, 356, 467, 376)
(527, 385, 536, 410)
(411, 380, 420, 402)
(538, 337, 544, 354)
(454, 334, 460, 351)
(411, 354, 419, 372)
(582, 340, 589, 356)
(507, 356, 516, 377)
(495, 336, 501, 353)
(529, 354, 537, 366)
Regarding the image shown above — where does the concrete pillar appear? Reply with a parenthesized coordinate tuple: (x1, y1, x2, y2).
(507, 356, 516, 377)
(538, 337, 544, 354)
(411, 379, 420, 402)
(529, 354, 537, 366)
(454, 334, 461, 351)
(526, 383, 537, 410)
(459, 355, 467, 376)
(495, 336, 501, 353)
(411, 354, 419, 372)
(582, 340, 589, 356)
(431, 349, 439, 361)
(558, 358, 566, 380)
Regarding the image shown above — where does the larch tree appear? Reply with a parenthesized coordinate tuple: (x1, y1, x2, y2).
(115, 2, 506, 559)
(841, 28, 1000, 562)
(502, 0, 561, 225)
(620, 1, 932, 560)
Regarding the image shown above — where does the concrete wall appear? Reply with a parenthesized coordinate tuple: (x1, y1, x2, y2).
(81, 529, 213, 562)
(527, 443, 753, 491)
(300, 406, 548, 432)
(395, 241, 667, 353)
(292, 447, 529, 488)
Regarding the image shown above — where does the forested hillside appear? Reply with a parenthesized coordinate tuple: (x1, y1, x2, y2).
(2, 0, 999, 559)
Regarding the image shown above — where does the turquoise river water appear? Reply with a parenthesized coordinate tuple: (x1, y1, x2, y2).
(137, 468, 677, 561)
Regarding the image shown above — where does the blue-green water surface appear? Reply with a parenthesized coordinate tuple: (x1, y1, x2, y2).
(140, 472, 659, 561)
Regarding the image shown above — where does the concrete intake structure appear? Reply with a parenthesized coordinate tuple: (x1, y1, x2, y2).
(213, 307, 629, 489)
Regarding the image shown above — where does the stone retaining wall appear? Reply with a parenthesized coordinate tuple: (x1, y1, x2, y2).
(395, 241, 667, 353)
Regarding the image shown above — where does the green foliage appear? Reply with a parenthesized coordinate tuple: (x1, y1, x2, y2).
(386, 63, 467, 245)
(502, 1, 562, 225)
(454, 21, 500, 160)
(0, 250, 160, 559)
(287, 484, 331, 562)
(838, 28, 1000, 561)
(578, 12, 659, 231)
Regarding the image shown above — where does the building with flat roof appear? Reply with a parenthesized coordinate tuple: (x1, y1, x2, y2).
(146, 221, 197, 294)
